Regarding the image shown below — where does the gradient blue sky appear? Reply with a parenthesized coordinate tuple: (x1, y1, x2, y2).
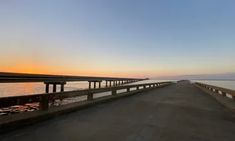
(0, 0, 234, 78)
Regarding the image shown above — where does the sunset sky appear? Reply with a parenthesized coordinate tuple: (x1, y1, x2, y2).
(0, 0, 235, 78)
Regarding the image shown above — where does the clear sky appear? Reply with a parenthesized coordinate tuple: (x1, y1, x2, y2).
(0, 0, 234, 78)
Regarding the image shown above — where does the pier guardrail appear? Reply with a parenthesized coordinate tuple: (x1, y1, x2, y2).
(195, 82, 235, 100)
(0, 82, 173, 111)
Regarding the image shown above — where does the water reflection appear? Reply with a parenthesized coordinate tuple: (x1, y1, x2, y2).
(0, 83, 44, 97)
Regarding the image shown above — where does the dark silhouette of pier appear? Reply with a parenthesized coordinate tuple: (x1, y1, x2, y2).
(0, 72, 146, 93)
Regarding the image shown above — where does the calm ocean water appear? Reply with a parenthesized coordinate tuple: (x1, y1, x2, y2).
(0, 80, 234, 98)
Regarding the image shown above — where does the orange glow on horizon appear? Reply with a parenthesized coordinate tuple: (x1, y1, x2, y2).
(2, 65, 224, 79)
(1, 61, 186, 78)
(0, 65, 178, 79)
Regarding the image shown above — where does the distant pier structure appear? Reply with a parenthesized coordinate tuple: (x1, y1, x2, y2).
(0, 72, 147, 93)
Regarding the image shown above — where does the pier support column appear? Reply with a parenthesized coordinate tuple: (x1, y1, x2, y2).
(45, 83, 49, 93)
(53, 84, 57, 92)
(89, 81, 102, 89)
(44, 81, 66, 93)
(61, 84, 65, 92)
(105, 81, 108, 87)
(94, 82, 97, 89)
(88, 81, 92, 89)
(98, 81, 102, 88)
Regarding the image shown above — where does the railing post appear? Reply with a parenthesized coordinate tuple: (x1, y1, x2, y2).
(40, 95, 49, 110)
(127, 87, 130, 92)
(87, 92, 93, 100)
(112, 89, 117, 95)
(143, 85, 146, 89)
(222, 92, 226, 97)
(137, 86, 140, 90)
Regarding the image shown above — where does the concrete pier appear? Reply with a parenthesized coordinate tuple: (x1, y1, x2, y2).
(0, 72, 146, 93)
(1, 81, 235, 141)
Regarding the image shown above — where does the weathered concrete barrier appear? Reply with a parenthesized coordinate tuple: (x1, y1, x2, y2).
(195, 82, 235, 112)
(195, 82, 235, 100)
(0, 82, 173, 133)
